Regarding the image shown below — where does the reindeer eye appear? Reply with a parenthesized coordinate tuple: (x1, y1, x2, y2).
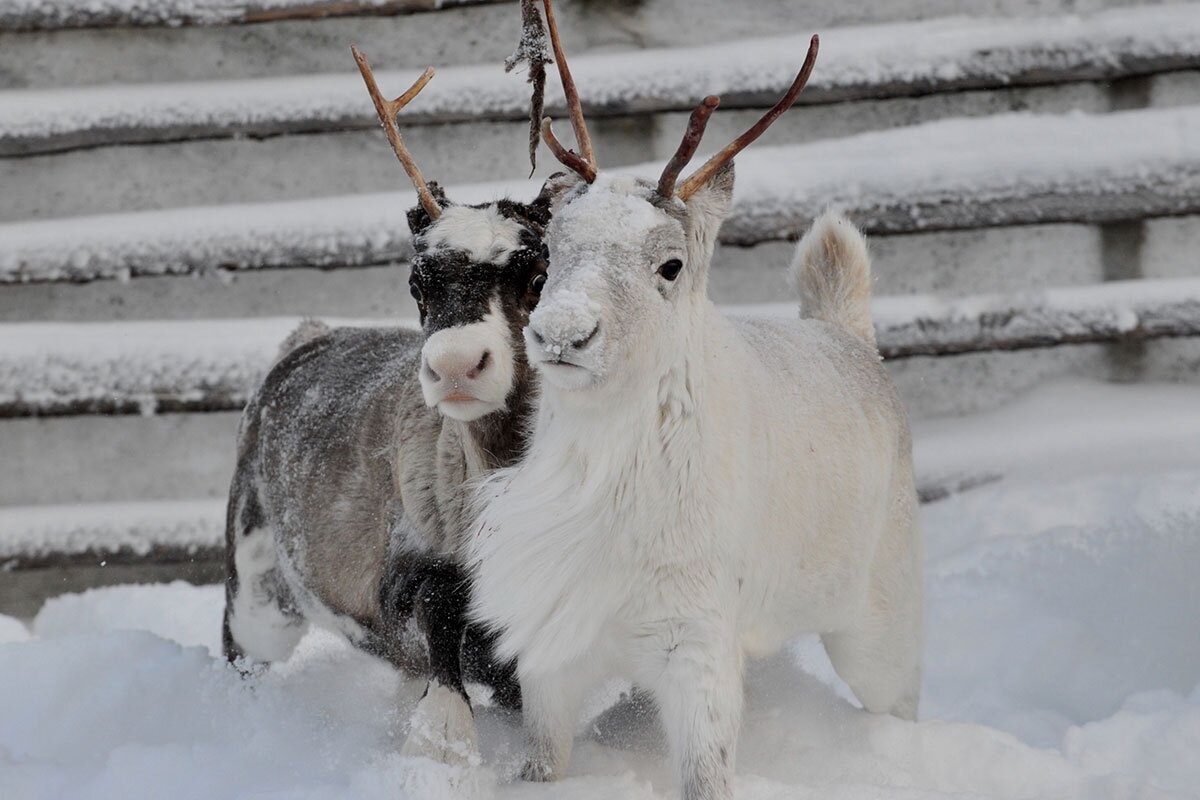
(658, 259, 683, 281)
(530, 273, 547, 295)
(409, 281, 423, 304)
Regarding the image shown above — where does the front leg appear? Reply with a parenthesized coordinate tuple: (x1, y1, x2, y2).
(651, 630, 743, 800)
(518, 665, 592, 781)
(382, 555, 480, 766)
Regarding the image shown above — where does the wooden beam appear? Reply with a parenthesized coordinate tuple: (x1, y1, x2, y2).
(3, 279, 1199, 418)
(4, 104, 1200, 285)
(3, 4, 1199, 156)
(0, 0, 510, 32)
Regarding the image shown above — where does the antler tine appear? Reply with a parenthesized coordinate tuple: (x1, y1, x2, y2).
(677, 34, 820, 201)
(657, 95, 720, 198)
(540, 116, 597, 182)
(541, 0, 595, 175)
(351, 44, 442, 220)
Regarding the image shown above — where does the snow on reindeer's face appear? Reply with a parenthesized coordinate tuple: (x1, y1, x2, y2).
(526, 168, 733, 393)
(408, 187, 551, 422)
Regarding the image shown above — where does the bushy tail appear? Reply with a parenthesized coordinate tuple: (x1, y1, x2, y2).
(275, 318, 330, 363)
(792, 211, 876, 347)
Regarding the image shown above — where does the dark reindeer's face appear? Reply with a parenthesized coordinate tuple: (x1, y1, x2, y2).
(407, 185, 551, 422)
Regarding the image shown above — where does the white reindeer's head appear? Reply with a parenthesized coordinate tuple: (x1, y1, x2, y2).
(526, 168, 733, 393)
(524, 33, 820, 395)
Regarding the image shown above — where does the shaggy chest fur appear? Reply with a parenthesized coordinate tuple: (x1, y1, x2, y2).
(470, 315, 913, 680)
(469, 353, 750, 677)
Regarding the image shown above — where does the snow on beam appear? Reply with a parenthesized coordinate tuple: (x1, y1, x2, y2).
(740, 278, 1200, 359)
(0, 500, 225, 571)
(2, 3, 1199, 155)
(3, 279, 1200, 418)
(874, 280, 1200, 359)
(3, 104, 1199, 284)
(0, 468, 1005, 570)
(0, 0, 509, 32)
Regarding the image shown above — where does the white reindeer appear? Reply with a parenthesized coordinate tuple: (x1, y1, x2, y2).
(469, 35, 923, 800)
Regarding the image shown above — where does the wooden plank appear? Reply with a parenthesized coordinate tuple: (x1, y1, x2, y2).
(0, 0, 509, 32)
(3, 104, 1199, 285)
(0, 500, 224, 571)
(2, 4, 1199, 156)
(3, 279, 1199, 418)
(0, 467, 986, 576)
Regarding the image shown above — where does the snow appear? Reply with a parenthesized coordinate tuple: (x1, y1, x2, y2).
(0, 500, 224, 567)
(2, 380, 1199, 798)
(5, 103, 1199, 283)
(4, 3, 1200, 152)
(743, 277, 1200, 357)
(0, 0, 488, 31)
(6, 275, 1198, 416)
(0, 316, 392, 415)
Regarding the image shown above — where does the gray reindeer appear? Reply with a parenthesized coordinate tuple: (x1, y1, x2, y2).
(221, 47, 562, 765)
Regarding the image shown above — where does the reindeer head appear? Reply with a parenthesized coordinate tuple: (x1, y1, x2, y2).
(523, 24, 820, 394)
(353, 47, 557, 421)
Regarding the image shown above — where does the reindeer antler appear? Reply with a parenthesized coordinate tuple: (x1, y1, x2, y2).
(541, 117, 596, 182)
(538, 0, 596, 180)
(657, 95, 720, 198)
(351, 45, 442, 220)
(675, 34, 820, 202)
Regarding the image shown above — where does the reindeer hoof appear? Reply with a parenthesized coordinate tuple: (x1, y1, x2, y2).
(518, 757, 556, 782)
(401, 681, 480, 768)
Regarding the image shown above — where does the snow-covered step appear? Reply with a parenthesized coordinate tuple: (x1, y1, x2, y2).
(5, 105, 1199, 285)
(3, 278, 1198, 418)
(7, 379, 1199, 572)
(4, 4, 1199, 156)
(0, 0, 507, 31)
(0, 500, 224, 571)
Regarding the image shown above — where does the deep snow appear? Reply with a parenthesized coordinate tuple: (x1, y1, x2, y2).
(1, 382, 1199, 799)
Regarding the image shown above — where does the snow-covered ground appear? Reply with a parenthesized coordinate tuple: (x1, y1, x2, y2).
(2, 381, 1199, 799)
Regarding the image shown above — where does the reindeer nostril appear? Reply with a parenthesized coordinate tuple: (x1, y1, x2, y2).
(423, 361, 441, 383)
(572, 324, 600, 350)
(472, 350, 491, 377)
(529, 327, 545, 346)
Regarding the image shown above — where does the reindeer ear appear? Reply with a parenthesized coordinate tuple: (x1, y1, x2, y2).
(685, 161, 734, 208)
(681, 162, 734, 260)
(407, 182, 450, 236)
(533, 171, 585, 221)
(682, 161, 734, 229)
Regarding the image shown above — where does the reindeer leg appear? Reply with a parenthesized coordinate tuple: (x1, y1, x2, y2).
(461, 624, 522, 711)
(650, 626, 742, 800)
(386, 558, 480, 767)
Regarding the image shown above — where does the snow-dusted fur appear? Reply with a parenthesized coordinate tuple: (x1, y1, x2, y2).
(794, 210, 876, 347)
(469, 169, 922, 800)
(223, 186, 557, 767)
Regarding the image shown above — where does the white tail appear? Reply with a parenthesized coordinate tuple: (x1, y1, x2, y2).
(794, 211, 876, 347)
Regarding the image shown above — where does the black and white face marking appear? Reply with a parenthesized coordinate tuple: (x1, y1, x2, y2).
(410, 203, 549, 422)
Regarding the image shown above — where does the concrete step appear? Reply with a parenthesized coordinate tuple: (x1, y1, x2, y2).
(3, 277, 1198, 415)
(0, 0, 509, 31)
(6, 105, 1200, 285)
(9, 8, 1200, 157)
(6, 214, 1196, 327)
(5, 5, 1200, 222)
(3, 337, 1198, 508)
(1, 0, 1167, 89)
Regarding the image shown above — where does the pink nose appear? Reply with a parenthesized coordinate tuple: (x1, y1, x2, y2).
(424, 348, 492, 385)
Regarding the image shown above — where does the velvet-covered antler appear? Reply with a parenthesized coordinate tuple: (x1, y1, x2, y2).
(351, 45, 442, 220)
(675, 34, 820, 201)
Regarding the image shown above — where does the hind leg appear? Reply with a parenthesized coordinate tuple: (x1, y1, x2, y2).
(822, 523, 923, 720)
(223, 525, 308, 670)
